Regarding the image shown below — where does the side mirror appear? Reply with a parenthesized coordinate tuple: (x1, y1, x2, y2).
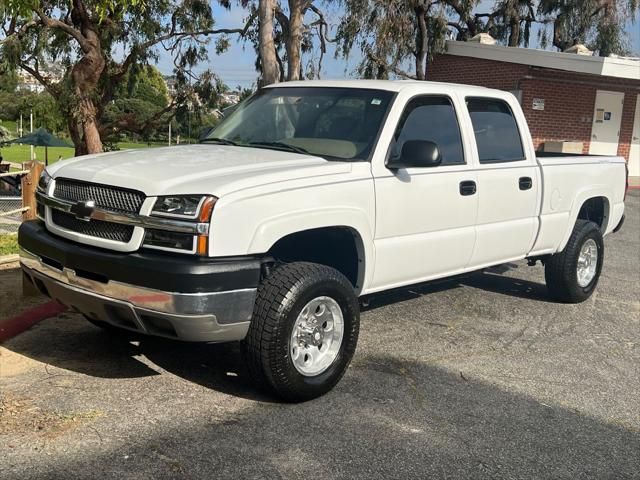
(387, 140, 442, 169)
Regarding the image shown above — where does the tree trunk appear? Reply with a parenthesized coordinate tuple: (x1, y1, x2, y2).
(69, 28, 106, 154)
(552, 14, 570, 51)
(258, 0, 280, 86)
(286, 0, 305, 81)
(415, 6, 428, 80)
(67, 116, 87, 156)
(508, 18, 520, 47)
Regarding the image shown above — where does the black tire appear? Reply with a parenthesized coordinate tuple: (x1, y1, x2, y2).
(545, 220, 604, 303)
(242, 262, 360, 402)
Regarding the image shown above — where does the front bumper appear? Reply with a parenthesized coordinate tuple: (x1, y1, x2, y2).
(19, 221, 261, 343)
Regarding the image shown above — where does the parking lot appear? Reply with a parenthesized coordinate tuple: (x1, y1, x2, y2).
(1, 191, 639, 480)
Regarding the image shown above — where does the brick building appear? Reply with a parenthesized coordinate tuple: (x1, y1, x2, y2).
(426, 39, 640, 179)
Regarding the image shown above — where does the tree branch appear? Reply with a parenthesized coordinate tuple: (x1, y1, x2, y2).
(114, 11, 258, 82)
(32, 8, 92, 52)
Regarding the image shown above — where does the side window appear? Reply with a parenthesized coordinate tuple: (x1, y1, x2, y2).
(391, 96, 465, 166)
(466, 97, 525, 163)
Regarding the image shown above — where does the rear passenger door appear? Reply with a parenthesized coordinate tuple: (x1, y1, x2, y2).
(465, 96, 540, 268)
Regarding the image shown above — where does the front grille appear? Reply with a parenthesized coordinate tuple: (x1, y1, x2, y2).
(51, 178, 145, 243)
(54, 178, 145, 214)
(52, 210, 134, 243)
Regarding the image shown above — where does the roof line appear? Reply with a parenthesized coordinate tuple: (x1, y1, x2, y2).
(443, 41, 640, 81)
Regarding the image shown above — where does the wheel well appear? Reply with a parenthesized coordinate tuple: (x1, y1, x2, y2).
(267, 227, 364, 291)
(577, 197, 609, 232)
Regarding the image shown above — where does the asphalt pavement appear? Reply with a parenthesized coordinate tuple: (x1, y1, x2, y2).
(1, 191, 639, 480)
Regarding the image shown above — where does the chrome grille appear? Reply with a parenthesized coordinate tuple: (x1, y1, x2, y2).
(52, 210, 134, 243)
(54, 178, 145, 214)
(51, 179, 145, 243)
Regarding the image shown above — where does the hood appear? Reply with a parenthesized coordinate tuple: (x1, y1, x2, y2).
(47, 145, 351, 197)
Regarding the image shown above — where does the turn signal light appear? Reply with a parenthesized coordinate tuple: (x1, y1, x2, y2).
(195, 196, 217, 256)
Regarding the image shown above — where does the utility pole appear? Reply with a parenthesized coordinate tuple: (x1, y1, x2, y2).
(168, 122, 172, 146)
(19, 114, 23, 136)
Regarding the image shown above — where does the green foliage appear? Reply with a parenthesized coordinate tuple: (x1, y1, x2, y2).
(0, 69, 17, 92)
(537, 0, 638, 55)
(0, 90, 66, 134)
(0, 124, 12, 142)
(0, 0, 231, 153)
(0, 234, 19, 257)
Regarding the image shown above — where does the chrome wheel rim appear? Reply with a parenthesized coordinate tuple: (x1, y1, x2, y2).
(290, 296, 344, 377)
(577, 238, 598, 288)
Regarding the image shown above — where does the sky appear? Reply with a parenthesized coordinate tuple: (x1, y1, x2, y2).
(154, 2, 640, 89)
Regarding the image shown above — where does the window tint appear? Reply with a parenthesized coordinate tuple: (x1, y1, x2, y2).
(466, 98, 524, 163)
(391, 96, 465, 166)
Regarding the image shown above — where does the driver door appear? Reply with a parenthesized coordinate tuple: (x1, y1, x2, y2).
(370, 95, 478, 292)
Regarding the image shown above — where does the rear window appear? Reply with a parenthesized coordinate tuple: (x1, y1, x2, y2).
(466, 98, 525, 163)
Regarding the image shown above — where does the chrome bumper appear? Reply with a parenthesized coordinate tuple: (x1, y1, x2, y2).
(20, 248, 256, 343)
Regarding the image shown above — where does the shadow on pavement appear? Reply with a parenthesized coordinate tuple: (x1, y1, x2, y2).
(6, 268, 551, 402)
(8, 354, 639, 479)
(362, 265, 549, 311)
(4, 312, 273, 402)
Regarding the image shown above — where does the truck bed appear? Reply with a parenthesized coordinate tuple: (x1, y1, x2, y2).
(529, 153, 627, 257)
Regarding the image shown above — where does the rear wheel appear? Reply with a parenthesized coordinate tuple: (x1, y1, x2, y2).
(545, 220, 604, 303)
(242, 262, 360, 402)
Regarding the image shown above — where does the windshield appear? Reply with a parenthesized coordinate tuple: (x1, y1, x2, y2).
(206, 87, 395, 161)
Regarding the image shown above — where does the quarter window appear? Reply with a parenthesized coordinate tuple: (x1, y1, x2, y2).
(391, 96, 465, 166)
(466, 97, 525, 163)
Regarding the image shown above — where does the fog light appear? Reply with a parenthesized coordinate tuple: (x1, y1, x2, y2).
(143, 230, 195, 253)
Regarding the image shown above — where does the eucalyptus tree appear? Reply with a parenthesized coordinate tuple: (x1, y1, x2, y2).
(336, 0, 462, 80)
(0, 0, 246, 154)
(223, 0, 333, 85)
(538, 0, 639, 55)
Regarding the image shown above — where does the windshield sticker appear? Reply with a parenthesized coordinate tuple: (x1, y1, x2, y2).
(371, 99, 382, 105)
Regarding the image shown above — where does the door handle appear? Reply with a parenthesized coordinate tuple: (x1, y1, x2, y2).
(459, 180, 477, 196)
(519, 177, 533, 191)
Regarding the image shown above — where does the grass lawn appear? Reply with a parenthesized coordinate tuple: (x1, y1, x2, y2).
(0, 144, 75, 164)
(0, 234, 19, 256)
(0, 142, 165, 165)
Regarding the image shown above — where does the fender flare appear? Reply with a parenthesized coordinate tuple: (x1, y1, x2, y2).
(557, 187, 611, 252)
(248, 207, 375, 293)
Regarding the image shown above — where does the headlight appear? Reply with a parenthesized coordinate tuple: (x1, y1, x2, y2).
(38, 170, 53, 193)
(152, 196, 210, 219)
(145, 195, 217, 256)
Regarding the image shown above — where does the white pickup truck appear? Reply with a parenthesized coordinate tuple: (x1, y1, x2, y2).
(19, 80, 627, 401)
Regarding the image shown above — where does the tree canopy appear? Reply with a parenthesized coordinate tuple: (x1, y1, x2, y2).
(336, 0, 639, 81)
(0, 0, 239, 154)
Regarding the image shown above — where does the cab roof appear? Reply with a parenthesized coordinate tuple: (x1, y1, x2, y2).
(266, 79, 496, 95)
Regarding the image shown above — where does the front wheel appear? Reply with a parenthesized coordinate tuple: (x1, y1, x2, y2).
(545, 220, 604, 303)
(242, 262, 360, 402)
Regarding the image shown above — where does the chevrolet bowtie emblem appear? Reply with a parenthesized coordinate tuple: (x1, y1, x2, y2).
(70, 200, 95, 221)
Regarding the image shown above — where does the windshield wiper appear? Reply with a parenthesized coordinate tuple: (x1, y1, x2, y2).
(248, 141, 310, 155)
(200, 137, 241, 146)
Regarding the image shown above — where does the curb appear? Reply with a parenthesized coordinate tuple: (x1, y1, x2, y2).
(0, 301, 67, 343)
(0, 254, 19, 266)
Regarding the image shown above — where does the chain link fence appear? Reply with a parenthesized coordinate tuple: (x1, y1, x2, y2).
(0, 166, 29, 235)
(0, 196, 23, 235)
